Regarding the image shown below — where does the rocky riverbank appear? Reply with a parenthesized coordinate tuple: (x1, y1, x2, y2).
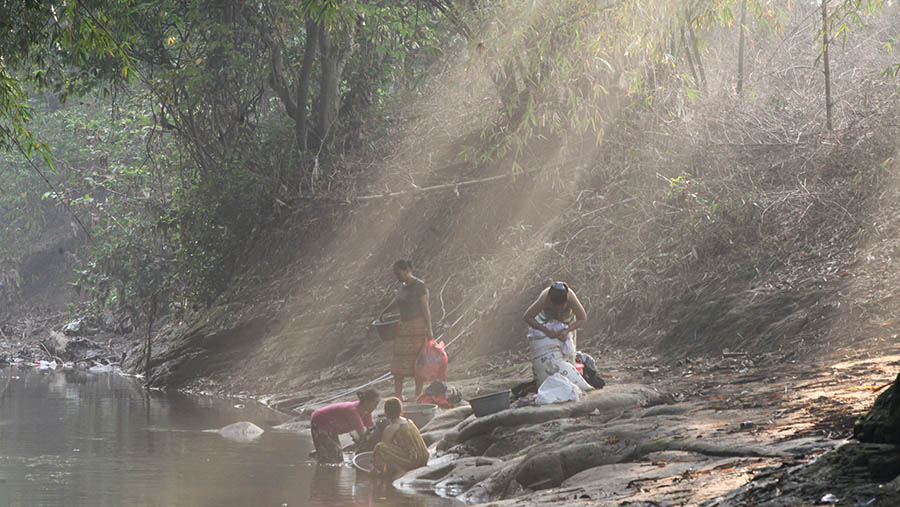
(0, 311, 132, 372)
(254, 338, 899, 505)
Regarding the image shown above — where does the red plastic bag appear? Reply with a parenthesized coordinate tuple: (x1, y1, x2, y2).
(416, 393, 451, 409)
(414, 339, 447, 382)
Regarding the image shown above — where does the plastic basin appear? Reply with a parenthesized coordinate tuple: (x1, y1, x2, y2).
(403, 403, 437, 429)
(468, 390, 511, 417)
(353, 451, 374, 473)
(372, 315, 401, 341)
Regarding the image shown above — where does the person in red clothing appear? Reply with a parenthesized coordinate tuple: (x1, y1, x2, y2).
(310, 389, 381, 463)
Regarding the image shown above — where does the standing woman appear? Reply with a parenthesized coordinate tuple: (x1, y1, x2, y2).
(379, 259, 434, 399)
(523, 281, 587, 363)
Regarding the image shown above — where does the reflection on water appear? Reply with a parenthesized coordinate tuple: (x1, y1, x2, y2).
(0, 368, 455, 507)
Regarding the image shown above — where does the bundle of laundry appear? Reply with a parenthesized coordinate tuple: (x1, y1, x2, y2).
(576, 351, 605, 389)
(527, 320, 575, 359)
(416, 380, 461, 408)
(527, 319, 593, 391)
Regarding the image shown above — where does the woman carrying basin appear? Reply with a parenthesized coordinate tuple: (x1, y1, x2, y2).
(378, 259, 434, 400)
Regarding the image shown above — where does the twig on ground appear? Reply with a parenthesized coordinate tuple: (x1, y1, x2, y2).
(38, 342, 63, 363)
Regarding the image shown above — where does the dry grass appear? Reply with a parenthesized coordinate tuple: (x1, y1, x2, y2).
(148, 1, 900, 394)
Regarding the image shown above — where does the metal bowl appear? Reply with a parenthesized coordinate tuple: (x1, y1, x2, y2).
(402, 403, 438, 429)
(353, 451, 374, 473)
(468, 390, 511, 417)
(371, 314, 401, 341)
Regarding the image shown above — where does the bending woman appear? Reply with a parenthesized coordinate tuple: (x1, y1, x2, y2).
(373, 397, 430, 475)
(523, 281, 591, 388)
(310, 389, 381, 463)
(379, 259, 433, 399)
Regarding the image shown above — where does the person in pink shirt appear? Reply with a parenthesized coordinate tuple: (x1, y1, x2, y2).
(310, 389, 381, 463)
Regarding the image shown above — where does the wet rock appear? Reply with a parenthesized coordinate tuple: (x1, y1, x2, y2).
(444, 385, 660, 446)
(272, 420, 310, 432)
(483, 426, 544, 457)
(854, 371, 900, 445)
(515, 441, 630, 491)
(516, 451, 566, 489)
(64, 337, 103, 361)
(456, 456, 525, 503)
(89, 364, 118, 374)
(421, 405, 473, 432)
(395, 456, 506, 495)
(42, 331, 69, 357)
(205, 421, 265, 442)
(448, 434, 495, 456)
(421, 405, 474, 447)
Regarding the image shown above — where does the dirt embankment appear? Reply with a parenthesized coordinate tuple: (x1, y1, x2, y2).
(133, 77, 900, 398)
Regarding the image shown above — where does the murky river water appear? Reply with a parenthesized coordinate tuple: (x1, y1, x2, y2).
(0, 367, 456, 507)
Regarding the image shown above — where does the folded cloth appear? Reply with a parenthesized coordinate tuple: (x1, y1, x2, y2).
(421, 380, 461, 407)
(527, 320, 574, 358)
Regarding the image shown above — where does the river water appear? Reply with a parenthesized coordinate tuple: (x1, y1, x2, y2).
(0, 367, 456, 507)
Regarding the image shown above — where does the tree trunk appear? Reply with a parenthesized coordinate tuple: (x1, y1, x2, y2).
(317, 27, 341, 147)
(261, 14, 317, 154)
(681, 27, 700, 90)
(736, 0, 747, 96)
(689, 27, 706, 93)
(821, 0, 833, 131)
(144, 293, 157, 382)
(296, 17, 319, 152)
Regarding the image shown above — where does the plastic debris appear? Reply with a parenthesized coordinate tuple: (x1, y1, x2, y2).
(819, 493, 839, 504)
(535, 373, 583, 405)
(63, 319, 84, 335)
(36, 360, 58, 370)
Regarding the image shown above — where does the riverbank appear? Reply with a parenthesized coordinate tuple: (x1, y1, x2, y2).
(4, 310, 896, 505)
(0, 309, 131, 372)
(117, 81, 900, 503)
(0, 365, 452, 507)
(253, 335, 897, 505)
